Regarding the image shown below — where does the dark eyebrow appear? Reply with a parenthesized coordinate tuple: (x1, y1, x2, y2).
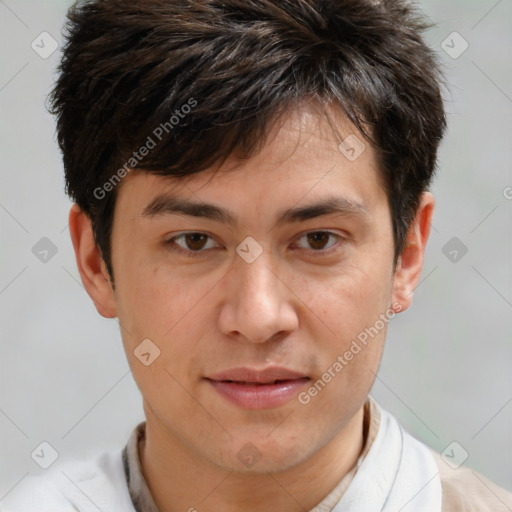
(140, 194, 369, 227)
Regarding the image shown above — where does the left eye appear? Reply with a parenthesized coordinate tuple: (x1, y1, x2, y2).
(294, 231, 341, 251)
(167, 233, 220, 253)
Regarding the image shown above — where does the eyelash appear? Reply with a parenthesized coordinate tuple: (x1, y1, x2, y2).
(164, 231, 345, 257)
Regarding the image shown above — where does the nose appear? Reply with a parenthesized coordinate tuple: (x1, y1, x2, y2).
(217, 252, 299, 344)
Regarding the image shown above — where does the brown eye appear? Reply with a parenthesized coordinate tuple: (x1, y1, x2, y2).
(183, 233, 208, 250)
(165, 232, 220, 255)
(306, 232, 331, 250)
(295, 231, 340, 252)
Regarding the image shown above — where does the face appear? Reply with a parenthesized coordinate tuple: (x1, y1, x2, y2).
(74, 105, 428, 474)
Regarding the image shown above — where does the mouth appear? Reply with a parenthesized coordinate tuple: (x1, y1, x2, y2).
(220, 379, 299, 385)
(205, 367, 310, 409)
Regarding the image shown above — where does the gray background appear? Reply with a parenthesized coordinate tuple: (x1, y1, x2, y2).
(1, 0, 511, 499)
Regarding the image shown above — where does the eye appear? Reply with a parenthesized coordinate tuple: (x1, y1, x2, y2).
(293, 231, 343, 254)
(164, 230, 344, 257)
(165, 232, 220, 255)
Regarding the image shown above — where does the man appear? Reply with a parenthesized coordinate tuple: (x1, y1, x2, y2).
(3, 0, 511, 511)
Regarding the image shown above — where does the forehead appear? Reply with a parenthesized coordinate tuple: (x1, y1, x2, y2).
(115, 104, 386, 221)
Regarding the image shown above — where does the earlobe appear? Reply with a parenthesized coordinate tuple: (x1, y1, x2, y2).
(69, 204, 117, 318)
(391, 192, 435, 313)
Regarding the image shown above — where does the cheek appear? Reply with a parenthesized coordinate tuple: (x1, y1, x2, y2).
(289, 258, 393, 406)
(114, 261, 219, 377)
(115, 256, 189, 334)
(292, 259, 394, 341)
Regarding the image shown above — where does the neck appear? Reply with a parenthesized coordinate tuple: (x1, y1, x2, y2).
(139, 405, 366, 512)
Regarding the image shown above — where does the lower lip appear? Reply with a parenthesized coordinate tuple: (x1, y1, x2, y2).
(206, 378, 310, 409)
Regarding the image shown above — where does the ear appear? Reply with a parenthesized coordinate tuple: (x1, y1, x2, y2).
(68, 204, 117, 318)
(391, 192, 435, 313)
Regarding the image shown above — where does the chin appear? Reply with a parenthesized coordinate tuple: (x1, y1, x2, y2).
(209, 437, 314, 475)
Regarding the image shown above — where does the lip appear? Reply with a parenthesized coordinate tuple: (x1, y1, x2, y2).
(205, 367, 310, 410)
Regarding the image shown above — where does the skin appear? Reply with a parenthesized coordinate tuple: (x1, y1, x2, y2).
(69, 104, 434, 512)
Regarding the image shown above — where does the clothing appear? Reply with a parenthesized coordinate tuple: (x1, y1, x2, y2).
(2, 397, 511, 511)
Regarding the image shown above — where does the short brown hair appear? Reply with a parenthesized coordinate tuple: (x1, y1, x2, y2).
(49, 0, 447, 279)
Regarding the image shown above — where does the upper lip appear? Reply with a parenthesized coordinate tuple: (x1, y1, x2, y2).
(206, 367, 308, 384)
